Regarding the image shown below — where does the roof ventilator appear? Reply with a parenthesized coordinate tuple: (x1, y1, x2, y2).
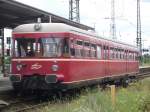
(34, 18, 41, 31)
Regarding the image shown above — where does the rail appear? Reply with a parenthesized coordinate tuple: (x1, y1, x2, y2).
(14, 102, 49, 112)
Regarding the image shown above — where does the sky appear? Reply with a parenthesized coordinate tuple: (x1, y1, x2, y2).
(12, 0, 150, 49)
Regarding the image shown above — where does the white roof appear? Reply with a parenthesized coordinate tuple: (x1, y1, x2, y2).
(13, 23, 85, 33)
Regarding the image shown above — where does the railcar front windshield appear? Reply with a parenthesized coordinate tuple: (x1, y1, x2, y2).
(14, 37, 69, 58)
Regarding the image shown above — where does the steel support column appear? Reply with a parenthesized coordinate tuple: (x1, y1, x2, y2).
(0, 29, 4, 74)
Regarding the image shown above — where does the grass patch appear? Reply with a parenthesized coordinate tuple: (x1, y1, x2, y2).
(35, 78, 150, 112)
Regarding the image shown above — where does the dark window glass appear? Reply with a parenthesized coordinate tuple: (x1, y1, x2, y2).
(15, 38, 36, 57)
(83, 42, 90, 57)
(74, 40, 83, 57)
(110, 47, 114, 59)
(41, 38, 63, 57)
(85, 42, 90, 47)
(14, 37, 67, 58)
(70, 40, 75, 56)
(115, 48, 118, 59)
(76, 40, 83, 45)
(104, 46, 109, 59)
(71, 48, 75, 56)
(91, 44, 96, 58)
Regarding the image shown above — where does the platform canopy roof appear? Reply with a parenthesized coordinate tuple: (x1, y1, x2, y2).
(0, 0, 94, 31)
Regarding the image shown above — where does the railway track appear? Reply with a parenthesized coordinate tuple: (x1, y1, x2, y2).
(0, 95, 41, 112)
(137, 67, 150, 79)
(137, 72, 150, 79)
(0, 67, 150, 112)
(0, 88, 83, 112)
(14, 102, 49, 112)
(0, 91, 74, 112)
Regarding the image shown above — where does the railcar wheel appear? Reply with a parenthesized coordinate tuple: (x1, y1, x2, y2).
(121, 77, 129, 88)
(12, 83, 22, 93)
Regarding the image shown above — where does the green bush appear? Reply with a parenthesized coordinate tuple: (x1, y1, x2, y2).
(4, 56, 11, 64)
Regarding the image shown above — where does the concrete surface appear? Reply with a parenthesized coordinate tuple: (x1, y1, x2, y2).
(0, 76, 12, 92)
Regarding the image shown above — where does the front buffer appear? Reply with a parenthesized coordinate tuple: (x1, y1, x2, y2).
(10, 74, 66, 90)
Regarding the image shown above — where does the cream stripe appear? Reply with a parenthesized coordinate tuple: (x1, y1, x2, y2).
(12, 58, 138, 62)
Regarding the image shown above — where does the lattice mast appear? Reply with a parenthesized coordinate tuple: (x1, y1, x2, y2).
(137, 0, 142, 53)
(69, 0, 80, 23)
(110, 0, 116, 39)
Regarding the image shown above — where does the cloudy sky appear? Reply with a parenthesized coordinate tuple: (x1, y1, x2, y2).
(14, 0, 150, 48)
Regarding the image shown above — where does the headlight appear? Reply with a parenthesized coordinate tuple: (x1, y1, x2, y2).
(51, 65, 59, 72)
(16, 64, 22, 71)
(10, 74, 21, 82)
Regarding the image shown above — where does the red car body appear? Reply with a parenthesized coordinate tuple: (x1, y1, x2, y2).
(10, 23, 139, 90)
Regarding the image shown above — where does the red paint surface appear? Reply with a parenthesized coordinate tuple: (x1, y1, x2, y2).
(12, 59, 139, 83)
(12, 32, 139, 84)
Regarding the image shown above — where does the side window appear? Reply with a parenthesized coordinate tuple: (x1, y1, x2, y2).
(129, 52, 131, 60)
(122, 50, 125, 59)
(119, 49, 122, 59)
(77, 40, 83, 46)
(125, 50, 127, 60)
(97, 46, 101, 59)
(132, 52, 134, 60)
(135, 52, 139, 60)
(110, 47, 114, 59)
(91, 44, 96, 58)
(133, 52, 135, 60)
(119, 49, 123, 60)
(118, 49, 120, 59)
(63, 38, 69, 55)
(70, 39, 75, 56)
(134, 52, 136, 60)
(131, 52, 133, 60)
(75, 40, 83, 57)
(103, 46, 106, 59)
(126, 51, 129, 60)
(84, 41, 90, 57)
(115, 48, 119, 59)
(129, 52, 132, 60)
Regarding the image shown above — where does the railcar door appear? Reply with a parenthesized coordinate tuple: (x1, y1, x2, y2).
(104, 46, 110, 77)
(125, 50, 129, 73)
(96, 45, 104, 77)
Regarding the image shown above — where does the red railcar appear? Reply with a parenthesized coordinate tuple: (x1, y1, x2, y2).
(10, 23, 139, 90)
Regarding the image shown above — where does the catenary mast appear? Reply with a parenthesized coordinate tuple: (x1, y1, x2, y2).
(137, 0, 142, 54)
(69, 0, 80, 23)
(110, 0, 116, 39)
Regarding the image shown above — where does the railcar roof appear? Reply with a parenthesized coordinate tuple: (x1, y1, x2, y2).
(13, 23, 139, 52)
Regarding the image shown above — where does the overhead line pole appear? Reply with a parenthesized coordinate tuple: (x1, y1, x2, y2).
(69, 0, 80, 23)
(137, 0, 142, 54)
(110, 0, 116, 40)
